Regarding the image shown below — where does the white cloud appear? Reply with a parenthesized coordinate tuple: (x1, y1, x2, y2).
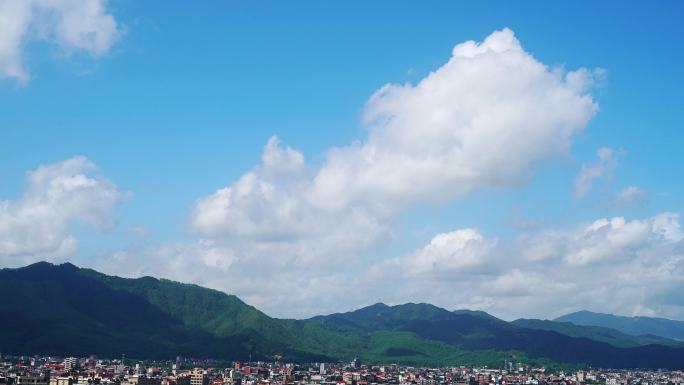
(370, 229, 498, 279)
(364, 213, 684, 320)
(0, 0, 121, 82)
(185, 29, 599, 316)
(609, 186, 648, 209)
(192, 29, 599, 242)
(189, 137, 388, 266)
(0, 0, 31, 80)
(0, 156, 125, 266)
(310, 28, 597, 210)
(574, 147, 619, 198)
(563, 216, 652, 266)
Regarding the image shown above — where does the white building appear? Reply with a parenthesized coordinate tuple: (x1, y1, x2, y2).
(64, 358, 78, 371)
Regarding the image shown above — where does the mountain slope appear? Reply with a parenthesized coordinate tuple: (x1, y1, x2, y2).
(0, 262, 244, 358)
(78, 267, 297, 353)
(556, 310, 684, 341)
(0, 262, 340, 361)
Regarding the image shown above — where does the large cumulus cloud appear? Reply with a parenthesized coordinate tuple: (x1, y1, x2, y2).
(178, 28, 603, 316)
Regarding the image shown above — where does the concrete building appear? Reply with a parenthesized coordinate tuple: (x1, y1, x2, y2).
(191, 369, 206, 385)
(122, 376, 159, 385)
(50, 377, 75, 385)
(64, 358, 78, 371)
(16, 375, 49, 385)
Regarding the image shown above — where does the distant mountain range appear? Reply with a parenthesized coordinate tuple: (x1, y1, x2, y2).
(555, 310, 684, 341)
(512, 318, 680, 348)
(2, 262, 684, 369)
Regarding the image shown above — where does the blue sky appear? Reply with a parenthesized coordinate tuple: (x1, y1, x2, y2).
(1, 1, 683, 319)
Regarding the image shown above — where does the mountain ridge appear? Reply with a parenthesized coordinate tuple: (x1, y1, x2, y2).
(555, 310, 684, 341)
(512, 318, 683, 348)
(3, 262, 684, 369)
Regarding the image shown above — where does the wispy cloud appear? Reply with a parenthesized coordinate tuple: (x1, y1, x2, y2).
(608, 186, 649, 209)
(574, 147, 620, 198)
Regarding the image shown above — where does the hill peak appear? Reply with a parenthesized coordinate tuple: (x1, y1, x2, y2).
(556, 309, 607, 318)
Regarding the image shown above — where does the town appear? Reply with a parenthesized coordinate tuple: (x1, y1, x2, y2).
(0, 355, 681, 385)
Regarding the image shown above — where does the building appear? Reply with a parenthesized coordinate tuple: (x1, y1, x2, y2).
(50, 377, 75, 385)
(175, 377, 191, 385)
(191, 369, 207, 385)
(64, 358, 78, 371)
(576, 372, 585, 383)
(16, 375, 49, 385)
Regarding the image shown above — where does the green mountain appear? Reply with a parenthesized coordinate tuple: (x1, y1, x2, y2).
(555, 310, 684, 341)
(309, 303, 684, 369)
(0, 261, 292, 360)
(512, 318, 681, 348)
(0, 262, 505, 366)
(3, 262, 684, 369)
